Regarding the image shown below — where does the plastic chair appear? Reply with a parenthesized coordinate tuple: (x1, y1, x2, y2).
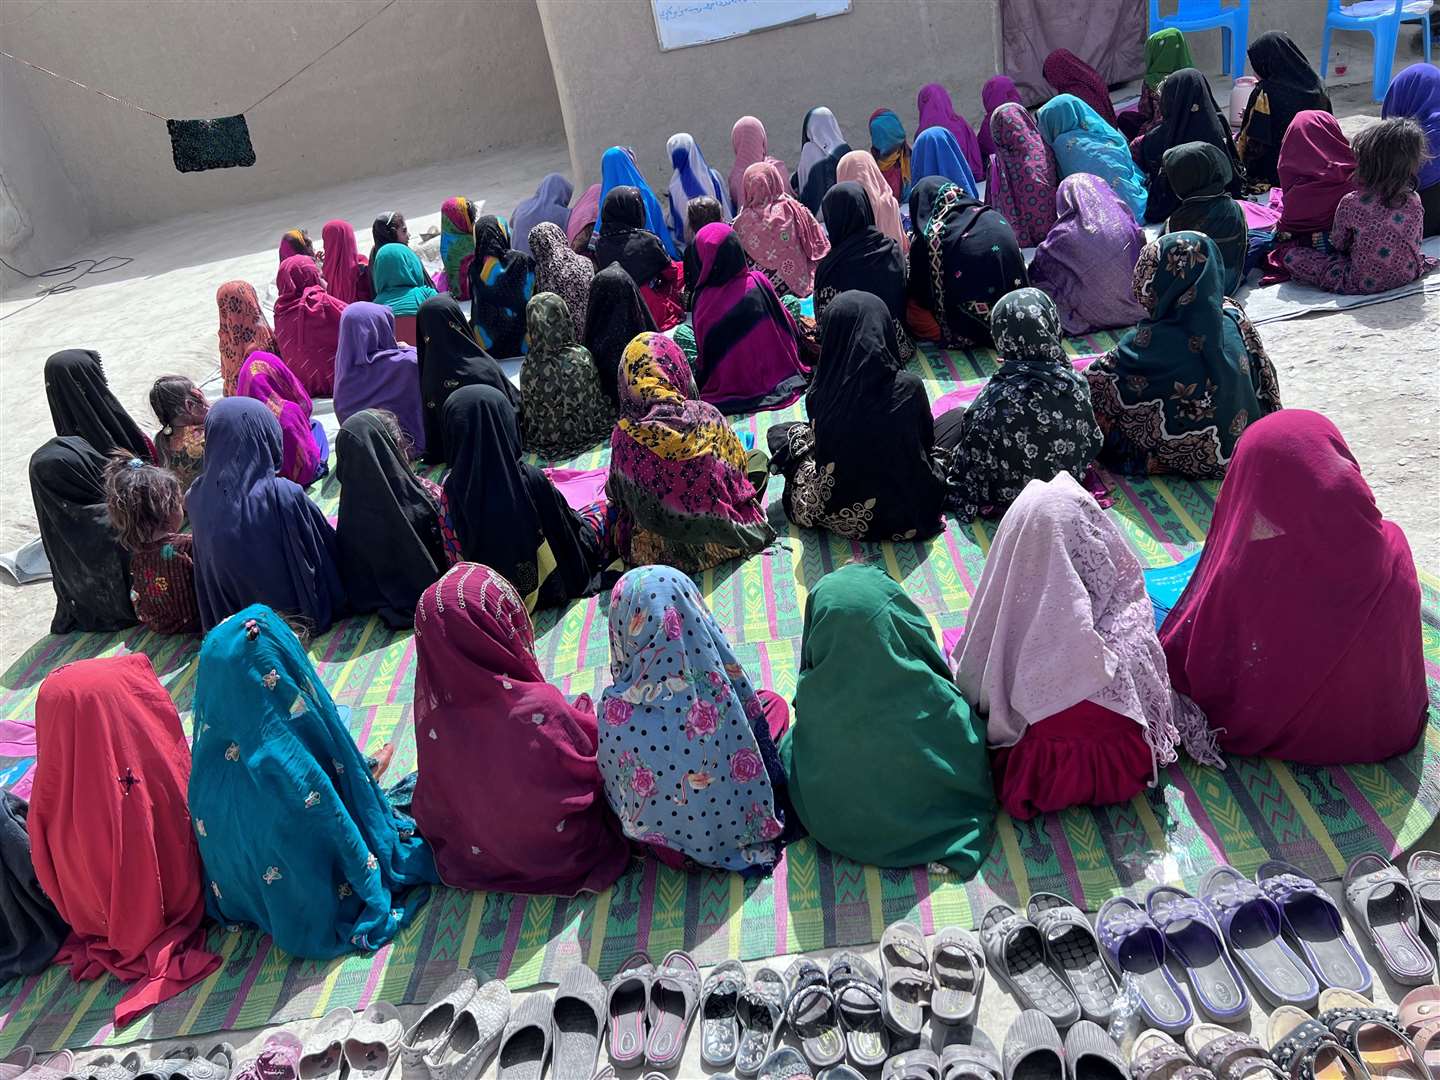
(1321, 0, 1434, 101)
(1149, 0, 1251, 76)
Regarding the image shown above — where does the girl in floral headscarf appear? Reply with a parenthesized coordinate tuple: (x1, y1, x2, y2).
(439, 197, 477, 299)
(216, 281, 280, 398)
(985, 102, 1060, 246)
(518, 292, 614, 458)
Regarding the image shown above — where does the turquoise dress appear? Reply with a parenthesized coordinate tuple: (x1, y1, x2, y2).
(1037, 94, 1150, 222)
(189, 605, 436, 959)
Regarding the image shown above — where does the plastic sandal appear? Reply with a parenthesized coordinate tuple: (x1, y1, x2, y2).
(1408, 1019, 1440, 1078)
(1186, 1024, 1284, 1080)
(884, 1049, 942, 1080)
(930, 926, 984, 1027)
(1095, 897, 1192, 1035)
(940, 1031, 1001, 1080)
(736, 968, 785, 1078)
(495, 993, 552, 1080)
(644, 948, 699, 1070)
(344, 1001, 404, 1080)
(880, 921, 933, 1039)
(551, 965, 605, 1080)
(1268, 1006, 1367, 1080)
(700, 960, 746, 1070)
(1397, 985, 1440, 1034)
(2, 1048, 34, 1080)
(1129, 1030, 1210, 1080)
(980, 904, 1079, 1029)
(828, 951, 889, 1071)
(423, 979, 510, 1080)
(819, 1066, 868, 1080)
(1315, 995, 1428, 1080)
(297, 1009, 353, 1080)
(1001, 1010, 1063, 1080)
(1343, 853, 1436, 986)
(32, 1053, 77, 1080)
(399, 968, 477, 1080)
(784, 956, 845, 1071)
(1064, 1020, 1127, 1080)
(1146, 884, 1250, 1022)
(1257, 860, 1371, 994)
(1027, 893, 1117, 1025)
(760, 1046, 820, 1080)
(1202, 865, 1319, 1008)
(1405, 849, 1440, 942)
(604, 949, 652, 1069)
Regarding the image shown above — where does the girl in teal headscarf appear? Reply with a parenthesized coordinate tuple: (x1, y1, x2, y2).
(868, 108, 913, 200)
(370, 243, 438, 317)
(594, 146, 679, 258)
(1038, 94, 1150, 221)
(189, 604, 436, 960)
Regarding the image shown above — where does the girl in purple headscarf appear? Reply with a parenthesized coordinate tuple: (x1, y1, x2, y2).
(510, 173, 574, 256)
(234, 352, 328, 487)
(916, 82, 983, 174)
(333, 302, 425, 457)
(978, 76, 1025, 166)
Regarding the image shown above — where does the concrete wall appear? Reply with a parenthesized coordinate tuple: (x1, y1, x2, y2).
(0, 0, 562, 266)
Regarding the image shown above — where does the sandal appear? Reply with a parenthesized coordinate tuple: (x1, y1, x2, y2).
(940, 1031, 1001, 1080)
(644, 948, 698, 1070)
(884, 1049, 942, 1080)
(1398, 985, 1440, 1074)
(699, 959, 746, 1070)
(785, 956, 845, 1071)
(1405, 849, 1440, 943)
(1257, 861, 1371, 994)
(931, 927, 984, 1027)
(1027, 893, 1117, 1025)
(1202, 866, 1319, 1008)
(1267, 1006, 1366, 1080)
(1186, 1025, 1283, 1080)
(1316, 994, 1427, 1080)
(551, 965, 605, 1080)
(829, 951, 889, 1070)
(604, 949, 652, 1069)
(1063, 1021, 1127, 1080)
(1095, 897, 1191, 1035)
(1147, 884, 1249, 1023)
(1002, 1010, 1063, 1080)
(980, 904, 1079, 1029)
(736, 967, 785, 1078)
(880, 921, 933, 1039)
(1130, 1031, 1210, 1080)
(1344, 853, 1435, 986)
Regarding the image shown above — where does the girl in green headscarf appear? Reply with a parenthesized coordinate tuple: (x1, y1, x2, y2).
(518, 292, 614, 458)
(1119, 28, 1196, 141)
(779, 563, 996, 872)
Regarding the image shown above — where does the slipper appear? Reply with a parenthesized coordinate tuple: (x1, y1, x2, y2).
(551, 965, 605, 1080)
(1405, 849, 1440, 943)
(784, 956, 845, 1071)
(77, 1055, 142, 1080)
(604, 949, 652, 1069)
(1129, 1030, 1207, 1080)
(736, 967, 786, 1078)
(980, 904, 1079, 1029)
(828, 951, 888, 1071)
(1001, 1010, 1063, 1080)
(700, 959, 747, 1070)
(1397, 985, 1440, 1035)
(344, 1001, 404, 1080)
(1407, 1019, 1440, 1078)
(424, 978, 509, 1080)
(1202, 865, 1319, 1008)
(297, 1009, 353, 1080)
(399, 968, 478, 1080)
(1063, 1021, 1127, 1080)
(2, 1049, 34, 1080)
(880, 921, 932, 1039)
(940, 1031, 1001, 1080)
(232, 1033, 302, 1080)
(1185, 1024, 1283, 1080)
(1315, 994, 1428, 1080)
(883, 1049, 942, 1080)
(1344, 853, 1436, 986)
(930, 926, 985, 1027)
(644, 948, 699, 1070)
(1146, 884, 1249, 1022)
(760, 1046, 820, 1080)
(495, 993, 552, 1080)
(1257, 861, 1371, 994)
(34, 1054, 78, 1080)
(1095, 897, 1191, 1034)
(819, 1067, 868, 1080)
(1027, 893, 1116, 1024)
(1268, 1005, 1367, 1080)
(179, 1046, 233, 1080)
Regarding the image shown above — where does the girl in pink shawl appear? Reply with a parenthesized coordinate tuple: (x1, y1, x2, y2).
(1028, 174, 1147, 334)
(321, 220, 372, 304)
(916, 82, 984, 174)
(1043, 49, 1119, 127)
(235, 352, 328, 486)
(273, 254, 348, 398)
(986, 102, 1059, 246)
(979, 76, 1025, 165)
(837, 150, 909, 254)
(411, 563, 630, 896)
(691, 222, 808, 415)
(566, 183, 602, 253)
(732, 160, 830, 297)
(729, 115, 785, 211)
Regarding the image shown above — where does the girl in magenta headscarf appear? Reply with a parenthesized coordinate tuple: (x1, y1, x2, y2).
(985, 102, 1059, 246)
(566, 183, 601, 253)
(272, 254, 347, 398)
(1043, 49, 1119, 127)
(235, 352, 328, 486)
(916, 82, 984, 174)
(321, 220, 372, 304)
(979, 76, 1025, 165)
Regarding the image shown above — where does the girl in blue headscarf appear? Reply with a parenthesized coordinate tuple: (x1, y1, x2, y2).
(665, 132, 731, 250)
(189, 603, 437, 960)
(594, 146, 679, 258)
(911, 126, 979, 198)
(868, 108, 913, 200)
(1037, 94, 1150, 221)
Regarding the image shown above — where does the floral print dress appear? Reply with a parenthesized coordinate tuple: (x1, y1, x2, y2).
(1282, 189, 1438, 295)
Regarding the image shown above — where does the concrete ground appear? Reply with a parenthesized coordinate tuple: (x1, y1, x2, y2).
(1, 63, 1438, 1080)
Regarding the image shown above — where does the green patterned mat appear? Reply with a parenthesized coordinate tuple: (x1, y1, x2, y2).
(1, 335, 1436, 1053)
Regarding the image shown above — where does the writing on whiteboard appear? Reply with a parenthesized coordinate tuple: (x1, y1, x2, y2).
(652, 0, 850, 51)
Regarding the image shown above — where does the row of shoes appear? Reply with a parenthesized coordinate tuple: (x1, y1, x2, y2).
(881, 1010, 1129, 1080)
(36, 1045, 235, 1080)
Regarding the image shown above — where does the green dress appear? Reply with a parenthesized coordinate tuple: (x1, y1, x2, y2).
(779, 563, 997, 872)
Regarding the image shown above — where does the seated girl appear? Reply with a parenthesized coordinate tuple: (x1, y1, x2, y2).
(911, 126, 980, 197)
(954, 472, 1215, 820)
(583, 265, 657, 404)
(781, 562, 995, 872)
(530, 221, 593, 338)
(333, 301, 424, 457)
(608, 333, 773, 574)
(368, 211, 408, 275)
(665, 133, 731, 249)
(468, 216, 535, 356)
(567, 184, 601, 255)
(510, 173, 573, 256)
(277, 227, 315, 265)
(190, 605, 436, 959)
(104, 452, 199, 635)
(595, 145, 678, 257)
(978, 75, 1024, 167)
(0, 792, 67, 983)
(216, 280, 279, 397)
(1037, 94, 1150, 221)
(681, 195, 728, 305)
(188, 398, 344, 633)
(438, 196, 476, 298)
(939, 288, 1102, 521)
(1161, 410, 1426, 764)
(273, 254, 347, 397)
(906, 177, 1027, 348)
(1028, 175, 1148, 335)
(1282, 118, 1439, 295)
(986, 102, 1060, 247)
(867, 108, 912, 199)
(813, 182, 912, 358)
(370, 241, 437, 346)
(322, 219, 371, 304)
(1119, 28, 1194, 140)
(1382, 64, 1440, 236)
(31, 437, 135, 634)
(730, 114, 786, 211)
(598, 565, 791, 873)
(440, 385, 605, 612)
(1163, 142, 1249, 295)
(518, 292, 614, 458)
(1132, 68, 1244, 223)
(335, 410, 449, 629)
(794, 106, 851, 216)
(1269, 111, 1357, 255)
(1086, 232, 1282, 478)
(691, 222, 808, 414)
(731, 161, 829, 298)
(593, 186, 685, 330)
(32, 654, 219, 1025)
(1235, 32, 1332, 188)
(916, 81, 984, 174)
(836, 149, 908, 253)
(413, 563, 630, 894)
(1043, 48, 1120, 126)
(416, 294, 520, 464)
(149, 375, 209, 490)
(235, 352, 328, 486)
(770, 291, 946, 542)
(45, 349, 153, 460)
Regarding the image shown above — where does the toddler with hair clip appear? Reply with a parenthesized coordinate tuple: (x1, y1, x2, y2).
(104, 452, 199, 635)
(149, 375, 209, 490)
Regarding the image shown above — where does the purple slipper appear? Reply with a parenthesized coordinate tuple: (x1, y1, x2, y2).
(1146, 885, 1250, 1022)
(1095, 897, 1192, 1035)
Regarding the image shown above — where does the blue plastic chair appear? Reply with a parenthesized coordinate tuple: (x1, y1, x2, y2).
(1149, 0, 1251, 76)
(1321, 0, 1434, 101)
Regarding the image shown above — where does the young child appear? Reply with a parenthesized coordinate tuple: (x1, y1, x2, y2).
(103, 451, 199, 635)
(149, 375, 209, 490)
(682, 195, 726, 305)
(1283, 118, 1439, 294)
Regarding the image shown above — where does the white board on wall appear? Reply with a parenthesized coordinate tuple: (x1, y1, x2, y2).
(651, 0, 850, 51)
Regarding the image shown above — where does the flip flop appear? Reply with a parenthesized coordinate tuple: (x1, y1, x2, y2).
(1202, 865, 1319, 1008)
(551, 965, 605, 1080)
(644, 949, 699, 1070)
(495, 993, 552, 1080)
(604, 949, 652, 1069)
(1095, 897, 1191, 1034)
(980, 904, 1079, 1029)
(1146, 884, 1249, 1022)
(700, 959, 746, 1070)
(1344, 853, 1436, 986)
(1027, 893, 1117, 1024)
(828, 951, 888, 1071)
(940, 1031, 1001, 1080)
(736, 968, 785, 1078)
(1268, 1006, 1367, 1080)
(1001, 1011, 1063, 1080)
(880, 921, 932, 1039)
(1185, 1024, 1283, 1080)
(1257, 861, 1371, 994)
(1404, 849, 1440, 942)
(784, 956, 844, 1072)
(1130, 1030, 1208, 1080)
(1063, 1021, 1127, 1080)
(930, 927, 984, 1027)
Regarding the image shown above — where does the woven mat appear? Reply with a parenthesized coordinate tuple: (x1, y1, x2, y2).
(1, 334, 1436, 1053)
